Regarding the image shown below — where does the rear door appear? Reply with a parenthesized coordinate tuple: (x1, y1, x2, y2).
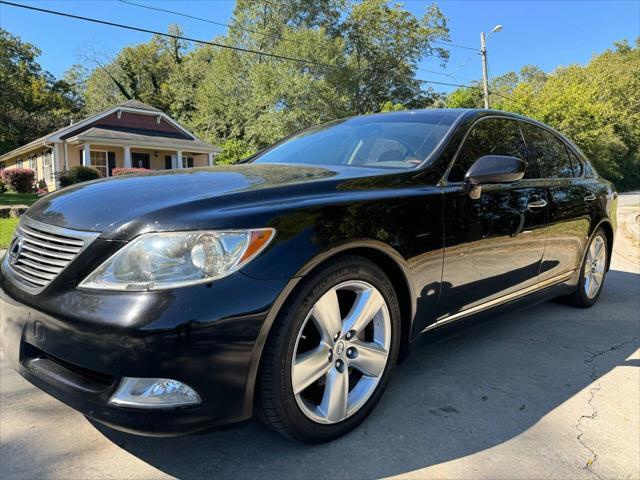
(519, 122, 591, 282)
(439, 117, 548, 317)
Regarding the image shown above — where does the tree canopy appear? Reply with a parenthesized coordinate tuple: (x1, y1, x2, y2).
(1, 1, 638, 190)
(0, 29, 82, 154)
(447, 39, 640, 189)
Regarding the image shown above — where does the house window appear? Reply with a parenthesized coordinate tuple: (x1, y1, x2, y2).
(43, 151, 53, 182)
(29, 155, 38, 178)
(0, 162, 5, 171)
(17, 159, 23, 168)
(184, 156, 194, 168)
(90, 150, 108, 177)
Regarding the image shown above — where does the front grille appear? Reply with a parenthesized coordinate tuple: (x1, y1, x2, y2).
(3, 217, 99, 293)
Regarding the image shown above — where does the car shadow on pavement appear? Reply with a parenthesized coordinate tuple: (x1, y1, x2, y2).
(93, 269, 639, 479)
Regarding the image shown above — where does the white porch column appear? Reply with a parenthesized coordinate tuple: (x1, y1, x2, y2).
(124, 146, 132, 168)
(51, 144, 59, 189)
(176, 150, 183, 169)
(82, 143, 91, 167)
(207, 152, 214, 167)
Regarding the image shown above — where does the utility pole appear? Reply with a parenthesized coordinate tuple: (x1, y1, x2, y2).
(480, 32, 490, 109)
(480, 25, 503, 109)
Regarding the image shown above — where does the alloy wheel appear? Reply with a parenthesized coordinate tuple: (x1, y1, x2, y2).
(584, 235, 606, 299)
(291, 280, 391, 424)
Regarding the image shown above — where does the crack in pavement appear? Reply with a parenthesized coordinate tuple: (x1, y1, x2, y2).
(574, 337, 639, 478)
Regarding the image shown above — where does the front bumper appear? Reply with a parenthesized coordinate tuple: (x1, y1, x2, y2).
(0, 270, 290, 436)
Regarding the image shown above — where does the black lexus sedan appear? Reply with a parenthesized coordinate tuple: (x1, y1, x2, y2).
(1, 109, 617, 443)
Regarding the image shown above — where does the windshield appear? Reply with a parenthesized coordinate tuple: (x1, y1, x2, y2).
(252, 111, 462, 169)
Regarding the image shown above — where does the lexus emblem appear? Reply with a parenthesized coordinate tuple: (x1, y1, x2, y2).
(335, 340, 346, 357)
(8, 234, 23, 263)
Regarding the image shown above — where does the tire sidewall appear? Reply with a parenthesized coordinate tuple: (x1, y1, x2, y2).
(268, 256, 401, 442)
(576, 229, 608, 307)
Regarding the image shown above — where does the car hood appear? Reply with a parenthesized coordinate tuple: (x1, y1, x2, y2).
(26, 163, 390, 237)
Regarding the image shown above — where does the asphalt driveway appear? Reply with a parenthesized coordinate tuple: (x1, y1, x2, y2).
(1, 194, 638, 479)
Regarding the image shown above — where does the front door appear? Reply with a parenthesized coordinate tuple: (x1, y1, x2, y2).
(131, 153, 150, 169)
(439, 117, 548, 317)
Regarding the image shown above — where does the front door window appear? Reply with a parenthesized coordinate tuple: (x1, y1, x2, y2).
(90, 151, 108, 177)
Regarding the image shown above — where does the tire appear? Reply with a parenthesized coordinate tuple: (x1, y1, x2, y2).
(566, 228, 608, 308)
(255, 254, 401, 443)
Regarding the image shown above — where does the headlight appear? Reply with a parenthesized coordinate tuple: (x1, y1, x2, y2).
(79, 228, 275, 291)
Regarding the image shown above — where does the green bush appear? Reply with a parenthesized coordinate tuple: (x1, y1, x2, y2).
(0, 179, 6, 193)
(58, 165, 101, 187)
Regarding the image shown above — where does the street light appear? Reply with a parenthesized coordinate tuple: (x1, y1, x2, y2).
(480, 24, 503, 109)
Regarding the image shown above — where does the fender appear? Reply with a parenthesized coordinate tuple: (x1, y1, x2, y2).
(240, 239, 417, 418)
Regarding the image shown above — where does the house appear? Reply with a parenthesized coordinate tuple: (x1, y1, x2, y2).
(0, 100, 219, 191)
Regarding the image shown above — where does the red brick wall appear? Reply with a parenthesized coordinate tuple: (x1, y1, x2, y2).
(61, 111, 191, 140)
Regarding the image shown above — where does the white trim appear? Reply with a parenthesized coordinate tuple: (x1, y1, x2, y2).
(65, 136, 217, 154)
(48, 106, 202, 143)
(124, 146, 132, 168)
(63, 141, 69, 171)
(89, 149, 109, 177)
(176, 150, 183, 169)
(83, 143, 91, 167)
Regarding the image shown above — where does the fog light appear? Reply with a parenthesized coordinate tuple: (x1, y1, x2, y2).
(108, 377, 201, 409)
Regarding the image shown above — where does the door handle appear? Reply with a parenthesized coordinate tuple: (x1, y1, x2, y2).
(527, 199, 547, 210)
(584, 193, 596, 202)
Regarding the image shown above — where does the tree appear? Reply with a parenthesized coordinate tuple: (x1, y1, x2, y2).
(82, 24, 188, 114)
(491, 39, 640, 189)
(0, 29, 82, 154)
(341, 0, 450, 113)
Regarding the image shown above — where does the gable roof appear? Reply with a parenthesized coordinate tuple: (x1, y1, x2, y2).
(0, 100, 210, 161)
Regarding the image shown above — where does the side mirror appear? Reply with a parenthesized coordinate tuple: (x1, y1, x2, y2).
(464, 155, 526, 199)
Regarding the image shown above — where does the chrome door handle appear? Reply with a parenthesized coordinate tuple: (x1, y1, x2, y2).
(584, 193, 596, 202)
(527, 199, 547, 209)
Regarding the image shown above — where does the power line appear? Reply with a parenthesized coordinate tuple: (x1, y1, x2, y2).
(117, 0, 267, 40)
(416, 67, 471, 84)
(417, 79, 481, 90)
(0, 0, 336, 69)
(431, 40, 478, 52)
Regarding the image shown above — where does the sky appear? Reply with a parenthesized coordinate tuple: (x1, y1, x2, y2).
(0, 0, 638, 93)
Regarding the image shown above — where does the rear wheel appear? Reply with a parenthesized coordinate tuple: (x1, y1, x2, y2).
(566, 228, 608, 307)
(256, 255, 400, 443)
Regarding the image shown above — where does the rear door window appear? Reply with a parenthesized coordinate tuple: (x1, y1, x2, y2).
(566, 148, 584, 177)
(449, 118, 528, 182)
(520, 123, 573, 178)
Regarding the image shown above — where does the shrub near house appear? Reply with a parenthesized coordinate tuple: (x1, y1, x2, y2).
(1, 169, 35, 193)
(58, 166, 101, 187)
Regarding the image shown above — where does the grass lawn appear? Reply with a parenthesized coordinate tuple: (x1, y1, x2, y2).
(0, 191, 38, 206)
(0, 217, 19, 249)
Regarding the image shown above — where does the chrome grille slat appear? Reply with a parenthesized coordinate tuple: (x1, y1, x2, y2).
(12, 263, 56, 281)
(15, 257, 62, 274)
(20, 225, 85, 247)
(8, 268, 49, 286)
(21, 236, 80, 253)
(20, 251, 69, 267)
(3, 217, 99, 294)
(21, 243, 75, 260)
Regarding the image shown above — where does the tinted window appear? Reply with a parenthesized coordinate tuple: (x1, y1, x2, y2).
(449, 118, 528, 182)
(520, 122, 573, 178)
(566, 148, 583, 177)
(253, 112, 461, 169)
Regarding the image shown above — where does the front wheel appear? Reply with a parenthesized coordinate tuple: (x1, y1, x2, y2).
(255, 255, 401, 443)
(567, 228, 609, 307)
